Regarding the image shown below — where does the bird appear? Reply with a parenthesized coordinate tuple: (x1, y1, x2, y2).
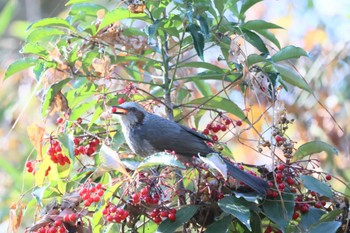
(112, 102, 269, 194)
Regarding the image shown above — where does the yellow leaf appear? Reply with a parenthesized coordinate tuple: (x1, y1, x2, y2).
(27, 124, 45, 160)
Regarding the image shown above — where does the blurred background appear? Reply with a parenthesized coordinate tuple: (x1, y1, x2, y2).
(0, 0, 349, 230)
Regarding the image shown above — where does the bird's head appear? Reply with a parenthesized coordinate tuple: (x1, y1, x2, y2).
(111, 102, 146, 126)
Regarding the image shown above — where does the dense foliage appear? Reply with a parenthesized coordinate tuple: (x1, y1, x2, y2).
(4, 0, 348, 232)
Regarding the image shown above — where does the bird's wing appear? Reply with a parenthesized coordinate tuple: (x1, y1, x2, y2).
(177, 124, 214, 142)
(135, 115, 214, 157)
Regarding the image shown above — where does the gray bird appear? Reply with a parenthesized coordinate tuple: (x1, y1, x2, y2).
(112, 102, 269, 194)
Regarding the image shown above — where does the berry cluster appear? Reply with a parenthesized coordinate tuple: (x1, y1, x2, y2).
(63, 213, 77, 222)
(131, 185, 160, 205)
(150, 208, 177, 224)
(35, 220, 67, 233)
(73, 137, 100, 157)
(79, 183, 104, 207)
(202, 117, 242, 142)
(264, 225, 282, 233)
(26, 160, 35, 173)
(47, 140, 71, 166)
(102, 203, 129, 223)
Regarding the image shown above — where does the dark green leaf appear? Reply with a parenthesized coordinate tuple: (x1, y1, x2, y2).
(4, 57, 37, 80)
(239, 0, 263, 19)
(214, 0, 226, 15)
(156, 205, 199, 233)
(186, 23, 205, 60)
(255, 29, 281, 49)
(197, 15, 210, 40)
(205, 215, 232, 233)
(274, 63, 312, 93)
(97, 8, 148, 33)
(218, 196, 252, 230)
(148, 19, 163, 43)
(246, 54, 268, 67)
(300, 175, 334, 198)
(300, 207, 326, 230)
(294, 141, 338, 161)
(0, 0, 16, 37)
(26, 28, 65, 43)
(243, 20, 283, 30)
(272, 45, 308, 62)
(137, 152, 186, 170)
(241, 29, 268, 53)
(41, 79, 71, 117)
(178, 62, 225, 74)
(263, 192, 294, 231)
(27, 17, 76, 31)
(308, 221, 341, 233)
(188, 96, 248, 123)
(58, 133, 75, 160)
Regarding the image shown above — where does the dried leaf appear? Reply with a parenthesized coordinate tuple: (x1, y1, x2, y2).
(97, 143, 129, 176)
(27, 124, 45, 160)
(128, 4, 146, 13)
(9, 202, 24, 233)
(47, 91, 71, 116)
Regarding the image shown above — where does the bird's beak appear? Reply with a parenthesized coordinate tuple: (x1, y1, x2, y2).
(111, 106, 128, 115)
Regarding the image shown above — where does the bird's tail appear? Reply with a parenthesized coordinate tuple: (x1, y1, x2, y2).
(222, 157, 269, 195)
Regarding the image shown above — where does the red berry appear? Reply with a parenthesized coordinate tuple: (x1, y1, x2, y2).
(132, 193, 140, 203)
(275, 172, 283, 180)
(141, 187, 149, 195)
(106, 215, 114, 222)
(96, 183, 102, 189)
(292, 211, 300, 220)
(97, 189, 104, 197)
(26, 161, 32, 168)
(236, 120, 242, 126)
(211, 135, 218, 141)
(109, 206, 117, 213)
(68, 213, 76, 222)
(268, 181, 274, 187)
(265, 226, 273, 233)
(212, 125, 220, 133)
(168, 213, 176, 221)
(286, 176, 295, 185)
(277, 164, 284, 171)
(300, 204, 309, 213)
(169, 208, 177, 214)
(57, 117, 64, 124)
(153, 216, 162, 224)
(224, 119, 231, 125)
(55, 220, 62, 226)
(102, 208, 109, 215)
(202, 128, 210, 135)
(314, 202, 322, 208)
(220, 125, 227, 131)
(93, 196, 100, 202)
(91, 138, 100, 146)
(160, 210, 168, 218)
(111, 107, 117, 113)
(278, 183, 285, 191)
(76, 117, 82, 124)
(310, 191, 316, 196)
(89, 186, 96, 193)
(275, 135, 283, 143)
(63, 214, 70, 222)
(325, 174, 332, 180)
(73, 138, 80, 145)
(48, 226, 57, 233)
(151, 211, 158, 218)
(27, 167, 34, 173)
(118, 97, 126, 104)
(58, 227, 66, 233)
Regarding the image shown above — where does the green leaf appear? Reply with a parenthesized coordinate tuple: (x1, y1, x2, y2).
(26, 28, 65, 43)
(300, 207, 327, 230)
(255, 29, 281, 49)
(186, 23, 205, 60)
(32, 186, 49, 206)
(294, 141, 338, 161)
(41, 79, 71, 117)
(0, 0, 16, 37)
(193, 79, 212, 97)
(188, 96, 248, 123)
(218, 196, 252, 230)
(319, 209, 342, 222)
(178, 61, 225, 74)
(137, 152, 186, 170)
(242, 20, 283, 30)
(263, 192, 294, 231)
(300, 175, 334, 198)
(57, 133, 75, 161)
(4, 57, 37, 80)
(156, 205, 199, 233)
(241, 29, 268, 53)
(27, 17, 76, 31)
(274, 63, 312, 93)
(246, 54, 268, 67)
(65, 0, 90, 5)
(97, 8, 148, 33)
(205, 215, 232, 233)
(69, 3, 106, 16)
(272, 45, 308, 62)
(214, 0, 226, 15)
(196, 15, 210, 40)
(21, 43, 50, 59)
(239, 0, 263, 19)
(148, 19, 163, 43)
(308, 221, 341, 233)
